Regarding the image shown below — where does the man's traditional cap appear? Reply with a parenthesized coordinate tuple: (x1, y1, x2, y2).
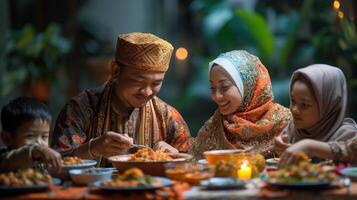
(115, 32, 174, 72)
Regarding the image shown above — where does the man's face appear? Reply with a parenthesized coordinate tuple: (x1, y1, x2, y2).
(113, 64, 166, 108)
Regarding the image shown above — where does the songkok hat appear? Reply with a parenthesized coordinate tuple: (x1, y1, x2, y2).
(115, 32, 174, 72)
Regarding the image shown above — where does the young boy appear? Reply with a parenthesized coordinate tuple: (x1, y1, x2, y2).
(0, 97, 62, 172)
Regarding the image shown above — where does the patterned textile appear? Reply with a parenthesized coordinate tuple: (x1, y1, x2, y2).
(116, 32, 173, 72)
(51, 80, 192, 166)
(329, 140, 357, 164)
(193, 50, 291, 159)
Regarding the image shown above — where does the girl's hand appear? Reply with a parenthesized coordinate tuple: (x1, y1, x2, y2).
(273, 134, 291, 155)
(278, 139, 312, 168)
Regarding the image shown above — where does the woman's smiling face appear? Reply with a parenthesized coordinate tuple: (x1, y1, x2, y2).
(210, 65, 243, 115)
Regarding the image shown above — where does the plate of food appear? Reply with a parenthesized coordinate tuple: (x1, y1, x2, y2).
(265, 160, 338, 190)
(0, 168, 59, 193)
(201, 177, 245, 190)
(92, 167, 172, 191)
(51, 156, 97, 179)
(108, 148, 192, 176)
(61, 156, 97, 169)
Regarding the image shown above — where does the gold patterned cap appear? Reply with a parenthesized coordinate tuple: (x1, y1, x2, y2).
(115, 32, 174, 72)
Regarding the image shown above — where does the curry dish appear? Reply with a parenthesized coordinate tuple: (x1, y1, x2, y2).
(128, 148, 173, 162)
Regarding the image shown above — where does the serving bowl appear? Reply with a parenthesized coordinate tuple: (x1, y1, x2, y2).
(108, 153, 192, 176)
(204, 149, 245, 165)
(51, 159, 97, 179)
(69, 168, 115, 185)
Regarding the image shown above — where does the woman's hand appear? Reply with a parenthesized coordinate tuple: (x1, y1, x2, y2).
(154, 141, 179, 153)
(273, 134, 291, 155)
(91, 131, 133, 158)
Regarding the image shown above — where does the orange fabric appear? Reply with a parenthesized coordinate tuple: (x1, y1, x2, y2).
(224, 62, 280, 141)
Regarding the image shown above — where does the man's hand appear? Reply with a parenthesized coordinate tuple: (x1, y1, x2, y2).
(91, 131, 133, 158)
(32, 145, 62, 171)
(154, 141, 179, 153)
(273, 134, 291, 155)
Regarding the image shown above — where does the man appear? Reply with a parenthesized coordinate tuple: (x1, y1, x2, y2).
(51, 32, 192, 166)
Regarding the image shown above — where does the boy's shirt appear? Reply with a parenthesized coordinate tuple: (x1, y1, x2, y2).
(0, 144, 39, 172)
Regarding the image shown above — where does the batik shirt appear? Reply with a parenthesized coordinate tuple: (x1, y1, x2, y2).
(51, 80, 193, 166)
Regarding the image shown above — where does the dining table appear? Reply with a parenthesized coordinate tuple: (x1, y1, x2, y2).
(2, 178, 357, 200)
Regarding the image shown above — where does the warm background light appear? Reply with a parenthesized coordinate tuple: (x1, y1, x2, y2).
(333, 0, 340, 9)
(338, 11, 344, 19)
(176, 47, 188, 60)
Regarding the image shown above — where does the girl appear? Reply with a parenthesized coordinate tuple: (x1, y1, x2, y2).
(274, 64, 357, 166)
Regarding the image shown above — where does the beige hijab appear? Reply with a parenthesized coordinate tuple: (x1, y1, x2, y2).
(286, 64, 357, 143)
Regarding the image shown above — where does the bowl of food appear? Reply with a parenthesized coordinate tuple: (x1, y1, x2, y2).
(52, 156, 97, 179)
(265, 158, 280, 170)
(203, 149, 245, 165)
(69, 168, 115, 185)
(164, 162, 189, 181)
(183, 163, 215, 185)
(108, 148, 192, 176)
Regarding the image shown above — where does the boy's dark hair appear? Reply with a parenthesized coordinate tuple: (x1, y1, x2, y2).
(1, 97, 52, 135)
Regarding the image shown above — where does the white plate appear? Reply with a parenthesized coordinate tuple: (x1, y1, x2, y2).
(201, 177, 245, 190)
(92, 176, 172, 191)
(340, 167, 357, 181)
(62, 159, 97, 169)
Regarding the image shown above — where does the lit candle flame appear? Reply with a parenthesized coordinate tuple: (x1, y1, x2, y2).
(238, 160, 252, 180)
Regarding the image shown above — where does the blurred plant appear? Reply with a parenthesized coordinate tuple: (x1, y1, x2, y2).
(0, 23, 71, 96)
(178, 0, 357, 134)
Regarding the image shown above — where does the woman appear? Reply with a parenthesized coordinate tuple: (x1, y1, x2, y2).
(193, 50, 291, 158)
(274, 64, 357, 166)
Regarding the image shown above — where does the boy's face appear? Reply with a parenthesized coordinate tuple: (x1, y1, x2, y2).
(290, 80, 320, 129)
(12, 119, 50, 148)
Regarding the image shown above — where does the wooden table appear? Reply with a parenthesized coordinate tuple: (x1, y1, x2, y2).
(2, 180, 357, 200)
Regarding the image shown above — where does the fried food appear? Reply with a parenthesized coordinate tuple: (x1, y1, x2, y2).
(268, 160, 338, 184)
(100, 168, 163, 187)
(62, 156, 84, 165)
(0, 168, 52, 186)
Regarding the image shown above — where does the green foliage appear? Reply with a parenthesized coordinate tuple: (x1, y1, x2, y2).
(0, 23, 71, 96)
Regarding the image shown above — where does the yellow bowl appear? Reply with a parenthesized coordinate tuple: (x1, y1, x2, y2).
(204, 149, 245, 165)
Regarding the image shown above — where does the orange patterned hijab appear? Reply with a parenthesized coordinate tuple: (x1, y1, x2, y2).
(193, 50, 291, 158)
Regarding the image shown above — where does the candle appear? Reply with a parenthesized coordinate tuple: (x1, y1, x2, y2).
(238, 160, 252, 180)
